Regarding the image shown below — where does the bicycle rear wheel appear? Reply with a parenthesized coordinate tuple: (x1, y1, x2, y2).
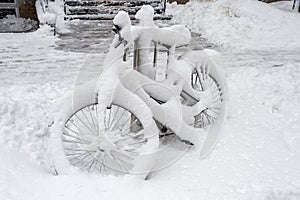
(179, 50, 228, 158)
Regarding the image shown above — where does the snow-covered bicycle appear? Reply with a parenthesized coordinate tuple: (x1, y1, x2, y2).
(50, 5, 227, 179)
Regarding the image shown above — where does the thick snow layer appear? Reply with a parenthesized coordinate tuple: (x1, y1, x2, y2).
(135, 5, 156, 27)
(168, 0, 300, 50)
(0, 26, 86, 166)
(1, 5, 300, 200)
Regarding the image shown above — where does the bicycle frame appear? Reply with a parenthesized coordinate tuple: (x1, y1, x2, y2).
(108, 8, 227, 157)
(50, 7, 227, 179)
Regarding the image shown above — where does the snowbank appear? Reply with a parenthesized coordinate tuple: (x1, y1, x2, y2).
(0, 84, 67, 166)
(168, 0, 300, 50)
(0, 15, 38, 33)
(0, 26, 86, 167)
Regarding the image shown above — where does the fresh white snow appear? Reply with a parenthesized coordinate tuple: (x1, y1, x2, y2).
(0, 0, 300, 199)
(168, 0, 300, 50)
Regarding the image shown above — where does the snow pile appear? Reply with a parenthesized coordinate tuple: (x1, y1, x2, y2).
(0, 15, 38, 33)
(35, 0, 56, 25)
(0, 84, 68, 166)
(0, 26, 86, 168)
(168, 0, 300, 49)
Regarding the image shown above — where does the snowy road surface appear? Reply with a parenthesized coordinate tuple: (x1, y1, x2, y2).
(1, 1, 300, 199)
(54, 20, 216, 53)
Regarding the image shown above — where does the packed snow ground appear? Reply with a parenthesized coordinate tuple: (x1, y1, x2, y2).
(1, 0, 300, 199)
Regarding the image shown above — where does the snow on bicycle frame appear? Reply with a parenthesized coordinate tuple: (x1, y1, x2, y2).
(110, 5, 227, 156)
(50, 5, 227, 180)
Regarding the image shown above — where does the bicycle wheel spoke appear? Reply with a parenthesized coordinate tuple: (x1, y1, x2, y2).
(64, 148, 91, 152)
(207, 107, 220, 115)
(118, 115, 132, 135)
(128, 139, 147, 146)
(111, 110, 127, 132)
(70, 152, 90, 163)
(120, 119, 140, 136)
(116, 155, 134, 169)
(212, 92, 222, 101)
(66, 152, 86, 157)
(112, 156, 130, 172)
(69, 119, 89, 137)
(203, 111, 216, 122)
(104, 108, 107, 130)
(88, 158, 96, 173)
(72, 153, 91, 167)
(99, 160, 104, 174)
(105, 154, 125, 173)
(95, 105, 99, 134)
(95, 155, 104, 173)
(88, 106, 97, 134)
(62, 138, 85, 144)
(102, 155, 109, 175)
(62, 132, 82, 141)
(109, 106, 120, 128)
(196, 71, 204, 91)
(74, 113, 95, 135)
(65, 125, 80, 136)
(107, 107, 112, 129)
(80, 157, 96, 170)
(210, 98, 222, 106)
(81, 109, 95, 133)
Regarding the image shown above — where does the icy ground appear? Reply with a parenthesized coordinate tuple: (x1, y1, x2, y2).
(1, 0, 300, 199)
